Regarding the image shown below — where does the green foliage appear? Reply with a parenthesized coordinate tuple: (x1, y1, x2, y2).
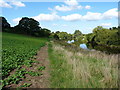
(86, 26, 120, 46)
(2, 67, 42, 87)
(2, 68, 26, 87)
(39, 28, 51, 37)
(86, 33, 95, 43)
(2, 17, 51, 38)
(52, 31, 73, 41)
(74, 30, 82, 36)
(37, 66, 45, 71)
(1, 17, 10, 30)
(49, 43, 118, 88)
(94, 29, 118, 45)
(73, 30, 82, 41)
(14, 17, 40, 35)
(58, 32, 71, 41)
(23, 60, 36, 67)
(75, 35, 88, 44)
(93, 26, 104, 33)
(26, 71, 41, 76)
(48, 43, 74, 88)
(2, 32, 48, 87)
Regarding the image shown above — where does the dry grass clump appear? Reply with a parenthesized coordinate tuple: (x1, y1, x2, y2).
(50, 43, 118, 88)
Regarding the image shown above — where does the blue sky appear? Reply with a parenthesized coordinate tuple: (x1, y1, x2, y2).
(1, 0, 118, 34)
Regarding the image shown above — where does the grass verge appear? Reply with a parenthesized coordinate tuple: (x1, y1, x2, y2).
(48, 41, 118, 88)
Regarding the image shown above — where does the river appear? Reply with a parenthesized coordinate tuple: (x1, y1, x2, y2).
(67, 40, 120, 54)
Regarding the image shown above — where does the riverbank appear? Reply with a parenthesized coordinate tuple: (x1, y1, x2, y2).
(86, 43, 120, 54)
(67, 39, 120, 54)
(48, 41, 118, 88)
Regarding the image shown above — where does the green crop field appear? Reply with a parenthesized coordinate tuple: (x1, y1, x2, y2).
(1, 32, 48, 87)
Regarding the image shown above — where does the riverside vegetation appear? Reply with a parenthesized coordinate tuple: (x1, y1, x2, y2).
(1, 16, 119, 88)
(48, 41, 118, 88)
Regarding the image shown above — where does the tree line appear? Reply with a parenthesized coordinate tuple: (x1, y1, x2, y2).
(1, 17, 51, 37)
(1, 16, 120, 47)
(86, 26, 120, 47)
(1, 16, 83, 40)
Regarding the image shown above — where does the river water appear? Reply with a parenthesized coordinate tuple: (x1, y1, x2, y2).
(79, 44, 88, 49)
(67, 40, 120, 54)
(67, 40, 88, 49)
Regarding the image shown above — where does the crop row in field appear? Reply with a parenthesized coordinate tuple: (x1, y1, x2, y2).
(2, 32, 48, 86)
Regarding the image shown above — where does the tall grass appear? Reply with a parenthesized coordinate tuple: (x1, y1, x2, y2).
(48, 42, 118, 88)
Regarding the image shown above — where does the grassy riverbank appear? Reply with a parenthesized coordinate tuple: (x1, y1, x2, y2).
(48, 41, 118, 88)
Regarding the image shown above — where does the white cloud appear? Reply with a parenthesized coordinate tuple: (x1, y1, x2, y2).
(13, 8, 118, 24)
(52, 0, 91, 12)
(61, 8, 118, 21)
(62, 14, 82, 21)
(12, 17, 21, 24)
(83, 12, 102, 21)
(10, 1, 25, 7)
(62, 24, 68, 27)
(102, 8, 118, 19)
(64, 0, 78, 6)
(55, 5, 83, 12)
(82, 8, 118, 21)
(85, 5, 91, 9)
(77, 5, 83, 9)
(55, 5, 72, 12)
(101, 23, 112, 27)
(55, 5, 85, 12)
(0, 0, 25, 8)
(32, 13, 60, 21)
(13, 13, 60, 24)
(0, 0, 12, 8)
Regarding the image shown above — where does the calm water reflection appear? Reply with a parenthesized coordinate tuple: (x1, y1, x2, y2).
(80, 44, 88, 49)
(67, 40, 120, 54)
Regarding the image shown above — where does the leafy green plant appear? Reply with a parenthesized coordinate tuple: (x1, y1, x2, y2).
(2, 32, 48, 87)
(23, 60, 34, 67)
(37, 66, 45, 71)
(2, 68, 27, 87)
(26, 71, 41, 76)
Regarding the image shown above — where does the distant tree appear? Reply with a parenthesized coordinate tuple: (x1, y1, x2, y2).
(67, 34, 73, 41)
(74, 30, 82, 36)
(58, 32, 69, 41)
(112, 27, 117, 30)
(0, 17, 10, 32)
(39, 28, 51, 37)
(118, 26, 120, 29)
(56, 31, 60, 34)
(73, 30, 82, 41)
(53, 34, 59, 40)
(93, 26, 104, 33)
(49, 32, 55, 39)
(53, 31, 60, 40)
(91, 26, 120, 45)
(14, 17, 41, 35)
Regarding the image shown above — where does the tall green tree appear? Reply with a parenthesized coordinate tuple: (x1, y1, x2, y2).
(58, 32, 69, 41)
(89, 26, 120, 46)
(14, 17, 41, 35)
(73, 30, 82, 41)
(1, 17, 11, 32)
